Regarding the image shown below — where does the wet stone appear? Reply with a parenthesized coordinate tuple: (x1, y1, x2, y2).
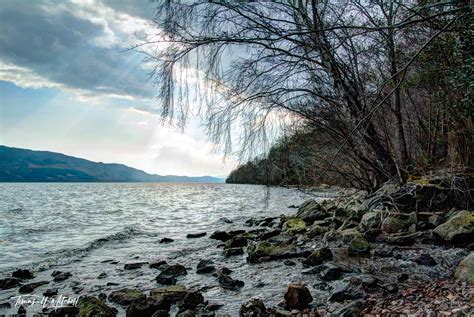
(415, 253, 437, 266)
(52, 271, 72, 282)
(108, 288, 146, 305)
(160, 238, 174, 244)
(284, 283, 313, 310)
(126, 297, 170, 317)
(0, 277, 21, 290)
(218, 272, 244, 290)
(186, 232, 207, 238)
(124, 262, 147, 270)
(224, 247, 244, 257)
(12, 269, 34, 280)
(19, 281, 49, 294)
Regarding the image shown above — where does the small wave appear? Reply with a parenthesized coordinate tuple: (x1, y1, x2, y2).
(35, 224, 154, 271)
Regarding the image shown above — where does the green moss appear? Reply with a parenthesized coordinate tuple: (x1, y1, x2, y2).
(150, 285, 187, 302)
(382, 217, 408, 233)
(434, 210, 474, 241)
(339, 228, 363, 242)
(348, 235, 370, 255)
(78, 297, 115, 317)
(455, 252, 474, 284)
(247, 240, 295, 263)
(282, 218, 307, 234)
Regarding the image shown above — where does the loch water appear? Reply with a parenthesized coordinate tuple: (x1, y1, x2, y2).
(0, 183, 335, 314)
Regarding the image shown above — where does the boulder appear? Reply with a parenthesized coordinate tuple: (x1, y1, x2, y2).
(295, 199, 326, 224)
(348, 235, 370, 256)
(180, 290, 204, 310)
(428, 214, 445, 227)
(150, 285, 187, 304)
(433, 210, 474, 243)
(217, 272, 244, 290)
(339, 228, 364, 242)
(454, 252, 474, 284)
(381, 217, 409, 234)
(108, 288, 146, 305)
(12, 269, 34, 280)
(284, 283, 313, 310)
(209, 231, 232, 242)
(196, 260, 215, 274)
(282, 218, 307, 235)
(247, 241, 308, 263)
(306, 225, 330, 238)
(77, 296, 117, 317)
(126, 297, 170, 317)
(319, 263, 349, 281)
(358, 212, 382, 232)
(239, 298, 266, 316)
(247, 241, 292, 263)
(224, 236, 248, 249)
(303, 247, 333, 267)
(156, 276, 176, 285)
(158, 264, 187, 278)
(0, 277, 21, 290)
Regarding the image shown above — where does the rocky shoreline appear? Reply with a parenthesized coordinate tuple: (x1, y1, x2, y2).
(1, 177, 473, 316)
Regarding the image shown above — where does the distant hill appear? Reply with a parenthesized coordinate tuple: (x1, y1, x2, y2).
(0, 145, 224, 183)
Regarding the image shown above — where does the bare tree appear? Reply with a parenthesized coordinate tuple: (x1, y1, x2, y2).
(141, 0, 469, 191)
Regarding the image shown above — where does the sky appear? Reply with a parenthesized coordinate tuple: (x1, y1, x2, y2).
(0, 0, 238, 177)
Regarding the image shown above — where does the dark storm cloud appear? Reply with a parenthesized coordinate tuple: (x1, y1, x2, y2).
(0, 0, 155, 100)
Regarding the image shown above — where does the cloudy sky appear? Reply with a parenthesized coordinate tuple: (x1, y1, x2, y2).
(0, 0, 237, 177)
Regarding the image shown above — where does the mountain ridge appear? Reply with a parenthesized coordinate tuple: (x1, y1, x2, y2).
(0, 145, 224, 183)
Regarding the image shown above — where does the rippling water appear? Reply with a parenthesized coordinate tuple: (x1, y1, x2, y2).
(0, 183, 336, 314)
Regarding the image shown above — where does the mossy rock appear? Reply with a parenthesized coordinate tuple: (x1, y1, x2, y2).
(247, 241, 295, 263)
(383, 231, 422, 246)
(348, 235, 370, 256)
(339, 228, 363, 242)
(78, 296, 117, 317)
(303, 247, 333, 266)
(307, 225, 330, 238)
(296, 200, 326, 223)
(282, 218, 307, 235)
(455, 252, 474, 284)
(150, 285, 187, 303)
(224, 236, 248, 249)
(381, 217, 408, 234)
(433, 210, 474, 244)
(108, 288, 145, 306)
(358, 212, 382, 232)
